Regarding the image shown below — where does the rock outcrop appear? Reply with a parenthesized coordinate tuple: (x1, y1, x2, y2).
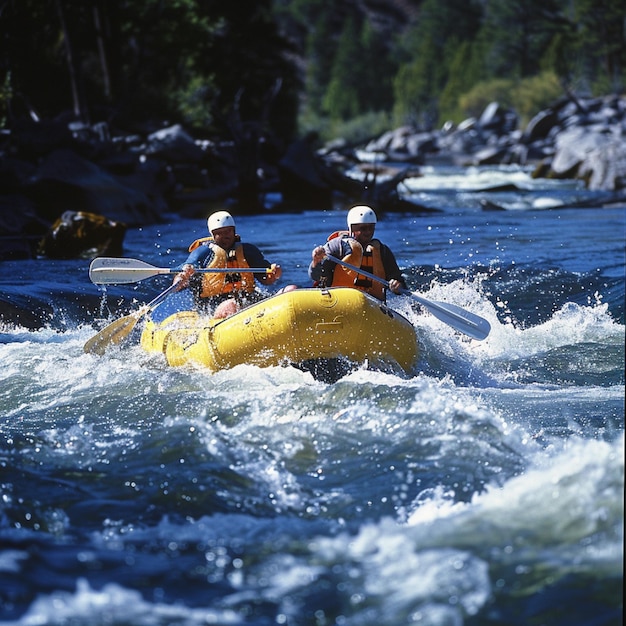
(363, 94, 626, 192)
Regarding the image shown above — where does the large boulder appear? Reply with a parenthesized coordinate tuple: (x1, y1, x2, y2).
(37, 210, 127, 259)
(0, 194, 50, 260)
(543, 125, 626, 190)
(23, 148, 165, 225)
(143, 124, 206, 162)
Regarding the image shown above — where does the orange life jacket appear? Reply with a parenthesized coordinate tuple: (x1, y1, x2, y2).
(326, 231, 386, 300)
(187, 236, 255, 298)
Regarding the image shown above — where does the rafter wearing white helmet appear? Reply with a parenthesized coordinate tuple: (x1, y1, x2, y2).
(207, 211, 236, 234)
(309, 203, 406, 301)
(347, 205, 377, 231)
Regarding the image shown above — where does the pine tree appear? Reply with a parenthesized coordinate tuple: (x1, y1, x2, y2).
(322, 16, 362, 120)
(571, 0, 626, 93)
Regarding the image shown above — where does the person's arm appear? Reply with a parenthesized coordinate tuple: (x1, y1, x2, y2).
(309, 238, 348, 284)
(173, 244, 212, 289)
(309, 246, 326, 282)
(179, 244, 212, 269)
(380, 243, 407, 293)
(242, 243, 282, 286)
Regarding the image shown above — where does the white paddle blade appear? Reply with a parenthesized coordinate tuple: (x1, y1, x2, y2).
(88, 257, 272, 284)
(89, 258, 166, 284)
(326, 255, 492, 340)
(406, 291, 491, 340)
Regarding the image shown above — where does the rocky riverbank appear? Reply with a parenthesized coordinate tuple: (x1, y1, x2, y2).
(364, 93, 626, 192)
(1, 93, 625, 262)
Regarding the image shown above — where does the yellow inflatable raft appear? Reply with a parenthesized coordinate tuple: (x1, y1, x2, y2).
(140, 287, 419, 380)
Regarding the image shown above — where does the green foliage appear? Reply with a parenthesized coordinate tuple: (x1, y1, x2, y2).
(391, 0, 484, 128)
(308, 8, 398, 124)
(392, 54, 436, 128)
(299, 109, 392, 145)
(356, 20, 396, 113)
(541, 32, 578, 83)
(511, 72, 564, 125)
(571, 0, 626, 94)
(438, 39, 487, 124)
(327, 110, 394, 144)
(457, 72, 564, 126)
(0, 0, 300, 142)
(322, 17, 362, 120)
(0, 0, 622, 143)
(0, 72, 13, 128)
(172, 75, 219, 131)
(458, 79, 517, 120)
(296, 1, 339, 118)
(112, 1, 221, 125)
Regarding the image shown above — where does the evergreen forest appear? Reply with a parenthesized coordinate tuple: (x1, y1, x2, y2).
(1, 0, 624, 145)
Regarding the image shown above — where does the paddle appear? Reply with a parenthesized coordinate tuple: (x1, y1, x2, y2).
(83, 283, 179, 355)
(326, 255, 491, 340)
(89, 257, 272, 284)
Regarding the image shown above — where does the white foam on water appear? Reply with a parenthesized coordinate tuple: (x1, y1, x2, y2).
(2, 577, 243, 626)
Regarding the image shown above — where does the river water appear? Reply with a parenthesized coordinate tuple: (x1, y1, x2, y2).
(1, 164, 624, 625)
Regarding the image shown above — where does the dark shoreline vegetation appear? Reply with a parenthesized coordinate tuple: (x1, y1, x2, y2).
(1, 0, 624, 263)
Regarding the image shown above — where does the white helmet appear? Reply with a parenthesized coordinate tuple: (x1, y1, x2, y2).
(207, 210, 236, 234)
(347, 205, 377, 230)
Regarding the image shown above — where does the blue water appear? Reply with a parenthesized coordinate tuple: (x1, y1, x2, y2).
(1, 164, 624, 625)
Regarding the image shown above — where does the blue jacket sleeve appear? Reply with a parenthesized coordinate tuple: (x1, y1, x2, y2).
(176, 243, 212, 269)
(241, 243, 274, 284)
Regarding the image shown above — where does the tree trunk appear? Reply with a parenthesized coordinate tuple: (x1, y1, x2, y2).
(54, 0, 87, 122)
(93, 0, 111, 101)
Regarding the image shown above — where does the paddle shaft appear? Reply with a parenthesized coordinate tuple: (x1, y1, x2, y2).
(83, 283, 179, 354)
(95, 267, 271, 275)
(325, 255, 491, 340)
(89, 257, 272, 284)
(144, 282, 180, 309)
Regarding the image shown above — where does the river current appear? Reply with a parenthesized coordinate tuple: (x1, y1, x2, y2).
(1, 164, 624, 625)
